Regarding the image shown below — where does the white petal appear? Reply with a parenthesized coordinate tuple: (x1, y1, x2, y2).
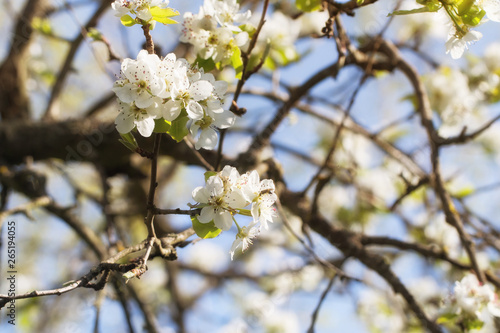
(201, 73, 216, 84)
(162, 100, 182, 121)
(207, 99, 223, 114)
(134, 90, 154, 108)
(221, 165, 238, 179)
(186, 100, 204, 120)
(189, 80, 213, 101)
(213, 109, 235, 129)
(136, 117, 155, 137)
(251, 203, 259, 223)
(484, 0, 500, 22)
(146, 99, 162, 118)
(235, 31, 249, 46)
(115, 112, 135, 134)
(136, 8, 152, 21)
(446, 37, 466, 59)
(195, 128, 218, 150)
(214, 211, 233, 231)
(206, 175, 224, 196)
(464, 30, 482, 42)
(230, 238, 242, 260)
(190, 122, 200, 136)
(213, 81, 228, 97)
(192, 186, 210, 203)
(226, 189, 248, 209)
(199, 206, 216, 223)
(112, 85, 135, 103)
(260, 179, 275, 192)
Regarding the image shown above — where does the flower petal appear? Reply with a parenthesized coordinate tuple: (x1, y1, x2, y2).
(214, 210, 233, 231)
(136, 116, 155, 137)
(195, 128, 218, 150)
(115, 112, 135, 134)
(192, 186, 210, 203)
(189, 80, 213, 101)
(199, 206, 216, 223)
(162, 99, 182, 121)
(186, 100, 204, 120)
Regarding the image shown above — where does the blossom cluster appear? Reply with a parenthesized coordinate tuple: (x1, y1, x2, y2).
(112, 49, 235, 149)
(442, 0, 499, 58)
(111, 0, 169, 21)
(180, 0, 251, 65)
(252, 11, 300, 69)
(392, 0, 499, 59)
(441, 274, 500, 331)
(191, 166, 277, 259)
(423, 43, 500, 131)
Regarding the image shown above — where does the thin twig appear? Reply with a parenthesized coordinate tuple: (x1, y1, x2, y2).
(307, 276, 335, 333)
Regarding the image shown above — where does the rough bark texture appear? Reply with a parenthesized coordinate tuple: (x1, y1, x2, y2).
(0, 119, 220, 175)
(0, 0, 48, 120)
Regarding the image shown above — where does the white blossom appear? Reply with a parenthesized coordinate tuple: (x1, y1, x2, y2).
(180, 0, 252, 64)
(441, 273, 500, 331)
(112, 50, 234, 144)
(192, 173, 247, 231)
(230, 223, 260, 260)
(204, 0, 251, 30)
(252, 11, 300, 66)
(445, 29, 482, 59)
(112, 50, 165, 108)
(191, 166, 278, 258)
(114, 100, 160, 137)
(481, 0, 500, 22)
(111, 0, 171, 21)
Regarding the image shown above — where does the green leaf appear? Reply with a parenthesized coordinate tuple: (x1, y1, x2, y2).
(296, 0, 322, 12)
(196, 56, 216, 72)
(204, 171, 218, 182)
(153, 118, 171, 133)
(461, 7, 486, 26)
(120, 15, 137, 27)
(457, 0, 475, 15)
(119, 132, 139, 152)
(453, 186, 475, 198)
(263, 56, 277, 70)
(191, 216, 222, 239)
(415, 0, 442, 11)
(388, 6, 437, 16)
(463, 317, 484, 330)
(231, 46, 244, 79)
(32, 17, 52, 35)
(237, 208, 252, 217)
(167, 111, 189, 142)
(87, 28, 103, 41)
(239, 24, 256, 38)
(436, 313, 458, 324)
(150, 7, 179, 25)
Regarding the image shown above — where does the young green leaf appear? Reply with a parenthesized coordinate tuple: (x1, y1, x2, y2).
(196, 56, 216, 72)
(231, 46, 244, 79)
(167, 114, 189, 142)
(204, 171, 218, 182)
(296, 0, 322, 12)
(87, 28, 103, 41)
(388, 6, 438, 16)
(120, 14, 137, 27)
(150, 7, 179, 25)
(191, 216, 222, 239)
(153, 118, 171, 133)
(119, 132, 139, 152)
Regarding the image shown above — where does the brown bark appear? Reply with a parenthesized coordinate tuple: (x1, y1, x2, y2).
(0, 119, 220, 175)
(0, 0, 48, 120)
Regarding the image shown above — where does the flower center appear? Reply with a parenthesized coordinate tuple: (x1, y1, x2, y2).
(195, 115, 213, 130)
